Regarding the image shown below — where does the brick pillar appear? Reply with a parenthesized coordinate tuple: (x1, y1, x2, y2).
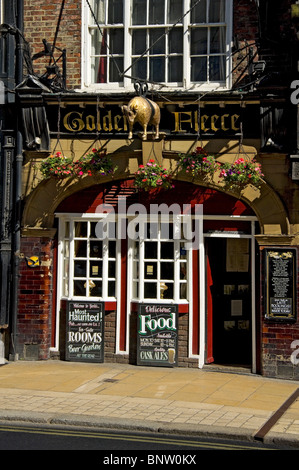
(17, 234, 55, 360)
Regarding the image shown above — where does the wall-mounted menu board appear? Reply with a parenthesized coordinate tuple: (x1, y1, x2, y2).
(137, 304, 178, 367)
(66, 301, 104, 362)
(265, 249, 296, 322)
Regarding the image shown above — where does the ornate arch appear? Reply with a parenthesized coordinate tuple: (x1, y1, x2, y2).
(22, 172, 290, 236)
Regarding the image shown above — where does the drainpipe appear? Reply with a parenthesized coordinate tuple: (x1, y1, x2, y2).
(10, 0, 23, 360)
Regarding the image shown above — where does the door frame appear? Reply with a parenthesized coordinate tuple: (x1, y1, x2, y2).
(201, 215, 258, 372)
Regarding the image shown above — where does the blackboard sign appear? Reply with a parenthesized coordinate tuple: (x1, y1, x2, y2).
(265, 249, 296, 321)
(137, 304, 178, 367)
(66, 301, 104, 362)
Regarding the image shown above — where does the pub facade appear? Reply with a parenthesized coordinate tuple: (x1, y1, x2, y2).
(3, 0, 299, 379)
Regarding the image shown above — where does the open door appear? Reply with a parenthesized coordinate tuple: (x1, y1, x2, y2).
(206, 237, 252, 366)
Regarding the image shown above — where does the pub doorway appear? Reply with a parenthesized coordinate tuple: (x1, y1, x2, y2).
(206, 237, 253, 367)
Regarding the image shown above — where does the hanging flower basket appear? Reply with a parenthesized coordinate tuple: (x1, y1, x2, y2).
(219, 158, 264, 189)
(40, 152, 73, 179)
(73, 148, 116, 177)
(177, 146, 221, 179)
(134, 159, 174, 192)
(40, 149, 117, 180)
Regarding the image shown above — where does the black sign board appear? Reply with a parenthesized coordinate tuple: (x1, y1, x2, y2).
(47, 103, 260, 139)
(66, 301, 104, 362)
(265, 249, 297, 322)
(137, 304, 178, 367)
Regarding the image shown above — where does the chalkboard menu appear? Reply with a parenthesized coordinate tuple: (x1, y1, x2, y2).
(66, 301, 104, 362)
(265, 249, 296, 322)
(137, 304, 178, 367)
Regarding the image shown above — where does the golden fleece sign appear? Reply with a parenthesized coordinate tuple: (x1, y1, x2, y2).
(49, 103, 259, 138)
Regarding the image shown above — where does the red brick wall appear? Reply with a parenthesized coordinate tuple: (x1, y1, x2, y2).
(24, 0, 81, 89)
(260, 246, 299, 380)
(232, 0, 259, 86)
(17, 237, 54, 360)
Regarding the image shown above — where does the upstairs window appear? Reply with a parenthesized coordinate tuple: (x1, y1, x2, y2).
(82, 0, 232, 91)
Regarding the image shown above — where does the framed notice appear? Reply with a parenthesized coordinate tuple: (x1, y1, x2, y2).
(66, 301, 104, 362)
(265, 249, 297, 322)
(137, 304, 178, 367)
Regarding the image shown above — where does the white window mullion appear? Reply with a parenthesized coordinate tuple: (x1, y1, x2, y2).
(69, 220, 75, 299)
(140, 239, 145, 300)
(124, 1, 131, 88)
(183, 0, 190, 88)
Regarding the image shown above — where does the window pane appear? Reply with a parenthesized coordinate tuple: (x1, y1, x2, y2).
(144, 282, 157, 298)
(132, 57, 147, 80)
(191, 28, 207, 54)
(191, 57, 207, 81)
(95, 56, 107, 83)
(162, 282, 173, 299)
(150, 57, 165, 82)
(149, 0, 165, 24)
(168, 0, 183, 23)
(145, 262, 157, 278)
(108, 0, 123, 23)
(191, 0, 207, 23)
(74, 222, 87, 237)
(209, 55, 226, 81)
(74, 240, 87, 257)
(90, 261, 103, 277)
(74, 260, 86, 277)
(169, 56, 182, 82)
(109, 240, 116, 257)
(90, 280, 102, 296)
(132, 0, 146, 25)
(110, 28, 124, 54)
(210, 27, 226, 54)
(160, 242, 174, 259)
(110, 57, 123, 81)
(145, 241, 158, 259)
(94, 0, 106, 24)
(150, 29, 165, 54)
(74, 280, 86, 296)
(108, 260, 116, 277)
(90, 241, 102, 258)
(161, 262, 174, 279)
(132, 30, 146, 55)
(169, 28, 183, 53)
(209, 0, 225, 23)
(108, 281, 115, 297)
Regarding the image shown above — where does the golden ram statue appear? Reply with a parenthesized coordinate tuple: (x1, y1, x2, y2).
(121, 96, 160, 141)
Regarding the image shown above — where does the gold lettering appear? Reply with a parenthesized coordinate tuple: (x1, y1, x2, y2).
(221, 114, 229, 131)
(86, 115, 95, 131)
(171, 111, 192, 132)
(231, 114, 240, 131)
(114, 114, 127, 131)
(63, 111, 85, 132)
(103, 110, 113, 132)
(211, 115, 219, 132)
(201, 115, 209, 132)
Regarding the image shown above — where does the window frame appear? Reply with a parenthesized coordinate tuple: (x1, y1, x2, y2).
(57, 214, 119, 301)
(128, 217, 191, 303)
(81, 0, 233, 93)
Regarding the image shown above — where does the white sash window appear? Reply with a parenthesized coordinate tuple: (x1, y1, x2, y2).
(82, 0, 233, 91)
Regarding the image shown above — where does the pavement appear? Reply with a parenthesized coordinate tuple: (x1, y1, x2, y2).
(0, 360, 299, 448)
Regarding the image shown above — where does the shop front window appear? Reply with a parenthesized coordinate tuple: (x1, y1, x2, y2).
(59, 216, 190, 303)
(131, 220, 189, 302)
(60, 219, 117, 300)
(83, 0, 232, 91)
